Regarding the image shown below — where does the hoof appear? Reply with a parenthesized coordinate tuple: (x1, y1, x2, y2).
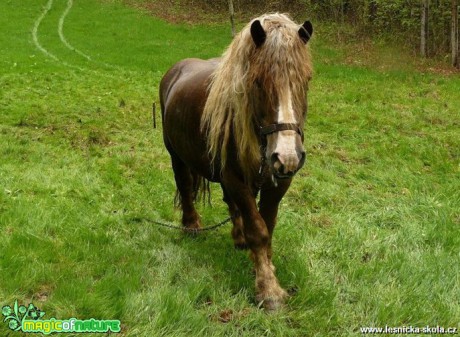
(256, 288, 288, 311)
(231, 229, 247, 249)
(234, 241, 248, 250)
(182, 218, 202, 235)
(183, 227, 201, 235)
(259, 297, 284, 311)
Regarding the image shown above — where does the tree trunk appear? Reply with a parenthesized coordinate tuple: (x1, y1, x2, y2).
(421, 0, 429, 57)
(369, 0, 378, 23)
(228, 0, 235, 37)
(452, 0, 459, 67)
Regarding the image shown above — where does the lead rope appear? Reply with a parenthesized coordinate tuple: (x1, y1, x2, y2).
(130, 213, 237, 234)
(139, 146, 268, 233)
(143, 113, 269, 233)
(145, 102, 233, 233)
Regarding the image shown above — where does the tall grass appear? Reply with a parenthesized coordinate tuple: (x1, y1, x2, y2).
(0, 0, 459, 336)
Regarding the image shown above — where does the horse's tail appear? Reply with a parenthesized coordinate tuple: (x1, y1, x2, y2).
(174, 172, 211, 208)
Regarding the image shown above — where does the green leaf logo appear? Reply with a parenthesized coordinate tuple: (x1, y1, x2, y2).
(2, 301, 45, 331)
(1, 305, 12, 317)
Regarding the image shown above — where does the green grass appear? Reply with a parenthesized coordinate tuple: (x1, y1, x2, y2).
(1, 0, 459, 336)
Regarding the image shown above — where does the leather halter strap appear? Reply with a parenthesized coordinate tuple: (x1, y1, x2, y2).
(259, 123, 303, 137)
(256, 122, 304, 190)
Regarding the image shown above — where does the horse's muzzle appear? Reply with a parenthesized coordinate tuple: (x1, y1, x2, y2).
(270, 150, 306, 179)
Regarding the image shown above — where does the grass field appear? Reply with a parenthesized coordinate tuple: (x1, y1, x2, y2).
(1, 0, 459, 336)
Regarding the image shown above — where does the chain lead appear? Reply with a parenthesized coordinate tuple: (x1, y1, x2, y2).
(131, 215, 234, 233)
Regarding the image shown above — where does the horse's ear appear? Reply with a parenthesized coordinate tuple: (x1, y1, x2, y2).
(251, 20, 266, 48)
(299, 21, 313, 44)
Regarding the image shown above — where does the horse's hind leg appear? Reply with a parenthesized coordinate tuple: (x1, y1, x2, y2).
(170, 153, 201, 230)
(222, 185, 246, 249)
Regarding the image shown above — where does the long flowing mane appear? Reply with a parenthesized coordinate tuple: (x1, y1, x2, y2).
(201, 13, 313, 178)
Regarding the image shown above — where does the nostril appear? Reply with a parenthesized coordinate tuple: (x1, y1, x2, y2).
(271, 152, 280, 163)
(299, 151, 306, 166)
(270, 152, 304, 178)
(270, 153, 283, 172)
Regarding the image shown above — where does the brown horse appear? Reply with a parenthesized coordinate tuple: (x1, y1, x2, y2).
(160, 13, 313, 310)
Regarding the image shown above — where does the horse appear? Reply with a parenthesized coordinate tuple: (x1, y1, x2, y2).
(159, 13, 313, 310)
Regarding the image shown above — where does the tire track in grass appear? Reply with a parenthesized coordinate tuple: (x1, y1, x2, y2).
(58, 0, 92, 62)
(32, 0, 59, 61)
(33, 0, 150, 82)
(33, 0, 83, 70)
(58, 0, 122, 70)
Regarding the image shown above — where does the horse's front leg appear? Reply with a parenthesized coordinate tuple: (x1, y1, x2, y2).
(259, 178, 292, 270)
(221, 185, 247, 249)
(222, 173, 287, 310)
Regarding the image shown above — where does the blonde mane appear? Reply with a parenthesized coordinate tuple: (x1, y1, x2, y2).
(201, 13, 313, 178)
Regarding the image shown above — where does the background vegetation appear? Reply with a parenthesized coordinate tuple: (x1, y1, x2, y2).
(141, 0, 459, 59)
(1, 0, 459, 336)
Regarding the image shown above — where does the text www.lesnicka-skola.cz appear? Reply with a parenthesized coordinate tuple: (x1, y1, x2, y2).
(360, 325, 458, 335)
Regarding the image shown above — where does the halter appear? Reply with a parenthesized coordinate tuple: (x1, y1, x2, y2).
(255, 122, 304, 190)
(259, 123, 303, 138)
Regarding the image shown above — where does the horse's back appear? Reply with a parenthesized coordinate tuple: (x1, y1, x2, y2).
(160, 58, 219, 114)
(160, 58, 221, 180)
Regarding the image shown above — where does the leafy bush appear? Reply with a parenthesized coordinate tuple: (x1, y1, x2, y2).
(306, 0, 453, 55)
(203, 0, 455, 56)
